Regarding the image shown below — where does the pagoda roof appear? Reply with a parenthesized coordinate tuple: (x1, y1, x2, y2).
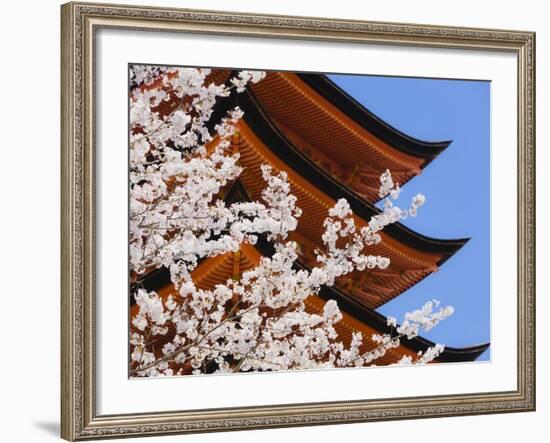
(252, 72, 452, 202)
(297, 73, 452, 162)
(134, 238, 489, 364)
(206, 70, 452, 203)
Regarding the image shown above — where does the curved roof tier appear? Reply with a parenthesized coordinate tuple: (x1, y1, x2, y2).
(205, 69, 451, 202)
(297, 74, 452, 160)
(133, 241, 488, 364)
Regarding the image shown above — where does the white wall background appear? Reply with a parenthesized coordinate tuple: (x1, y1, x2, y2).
(0, 0, 546, 442)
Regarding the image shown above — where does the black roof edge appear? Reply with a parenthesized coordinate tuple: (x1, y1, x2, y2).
(221, 89, 467, 260)
(435, 237, 470, 266)
(297, 73, 453, 164)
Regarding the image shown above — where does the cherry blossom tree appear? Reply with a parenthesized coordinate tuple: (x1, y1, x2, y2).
(128, 65, 454, 377)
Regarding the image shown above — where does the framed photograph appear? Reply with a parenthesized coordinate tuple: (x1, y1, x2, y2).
(61, 1, 535, 440)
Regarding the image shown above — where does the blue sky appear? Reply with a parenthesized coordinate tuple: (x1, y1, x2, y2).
(328, 74, 491, 361)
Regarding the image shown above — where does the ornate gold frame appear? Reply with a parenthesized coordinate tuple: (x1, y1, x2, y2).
(60, 1, 536, 440)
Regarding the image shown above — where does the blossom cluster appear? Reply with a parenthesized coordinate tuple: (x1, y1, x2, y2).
(128, 65, 453, 377)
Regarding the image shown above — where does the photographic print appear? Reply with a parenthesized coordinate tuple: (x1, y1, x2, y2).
(128, 65, 490, 378)
(62, 4, 535, 438)
(61, 3, 536, 441)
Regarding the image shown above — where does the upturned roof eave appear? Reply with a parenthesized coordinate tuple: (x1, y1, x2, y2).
(297, 73, 453, 164)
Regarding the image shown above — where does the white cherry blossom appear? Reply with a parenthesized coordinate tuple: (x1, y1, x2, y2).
(128, 65, 454, 377)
